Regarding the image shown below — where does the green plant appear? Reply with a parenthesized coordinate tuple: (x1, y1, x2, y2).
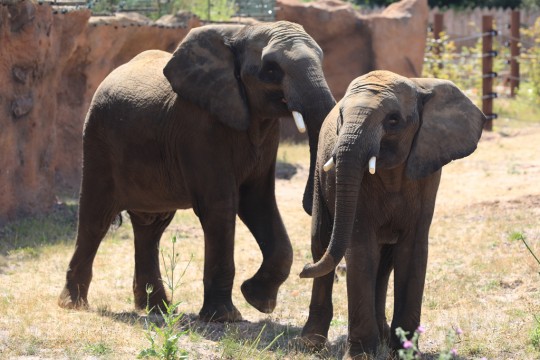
(85, 341, 113, 356)
(423, 31, 482, 102)
(520, 17, 540, 105)
(531, 315, 540, 351)
(396, 326, 463, 360)
(510, 231, 540, 353)
(395, 326, 422, 360)
(510, 231, 540, 271)
(220, 324, 283, 359)
(138, 236, 191, 360)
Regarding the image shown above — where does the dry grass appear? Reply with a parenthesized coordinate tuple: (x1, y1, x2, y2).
(1, 120, 539, 359)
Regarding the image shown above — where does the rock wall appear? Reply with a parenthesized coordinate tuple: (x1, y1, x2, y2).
(277, 0, 428, 141)
(0, 1, 199, 223)
(277, 0, 428, 100)
(0, 0, 426, 223)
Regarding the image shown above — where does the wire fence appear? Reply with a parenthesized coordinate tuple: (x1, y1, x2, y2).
(35, 0, 276, 21)
(424, 12, 540, 129)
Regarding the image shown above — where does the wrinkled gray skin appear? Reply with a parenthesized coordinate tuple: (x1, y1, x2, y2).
(58, 21, 335, 322)
(299, 71, 485, 358)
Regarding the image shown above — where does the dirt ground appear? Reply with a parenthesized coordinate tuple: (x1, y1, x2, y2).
(0, 120, 539, 359)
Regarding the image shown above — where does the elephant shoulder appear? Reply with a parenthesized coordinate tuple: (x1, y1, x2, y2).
(94, 50, 174, 106)
(129, 49, 172, 65)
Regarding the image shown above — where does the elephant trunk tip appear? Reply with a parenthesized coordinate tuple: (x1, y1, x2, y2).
(299, 253, 337, 278)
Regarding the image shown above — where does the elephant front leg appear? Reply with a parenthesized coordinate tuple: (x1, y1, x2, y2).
(238, 178, 293, 314)
(344, 242, 381, 359)
(198, 202, 242, 322)
(375, 245, 394, 345)
(390, 232, 429, 351)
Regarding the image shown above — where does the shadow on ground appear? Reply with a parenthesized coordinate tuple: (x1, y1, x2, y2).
(97, 307, 349, 358)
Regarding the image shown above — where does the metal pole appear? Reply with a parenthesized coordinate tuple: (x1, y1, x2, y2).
(482, 15, 495, 132)
(510, 10, 520, 97)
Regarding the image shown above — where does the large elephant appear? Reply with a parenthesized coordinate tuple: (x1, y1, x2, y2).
(299, 70, 485, 358)
(58, 21, 335, 322)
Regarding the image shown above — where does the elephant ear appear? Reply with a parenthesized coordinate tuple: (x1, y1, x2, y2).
(163, 25, 250, 131)
(406, 78, 487, 179)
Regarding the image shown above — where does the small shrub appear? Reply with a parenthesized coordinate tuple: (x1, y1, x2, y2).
(395, 326, 464, 360)
(138, 236, 190, 360)
(531, 315, 540, 351)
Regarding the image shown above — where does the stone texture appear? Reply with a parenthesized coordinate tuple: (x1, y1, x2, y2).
(276, 0, 428, 100)
(0, 1, 199, 223)
(276, 0, 428, 141)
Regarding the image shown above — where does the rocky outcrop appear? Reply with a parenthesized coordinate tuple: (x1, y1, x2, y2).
(0, 1, 199, 223)
(277, 0, 428, 142)
(276, 0, 428, 100)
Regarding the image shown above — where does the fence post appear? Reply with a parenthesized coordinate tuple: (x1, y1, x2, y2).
(510, 10, 520, 97)
(482, 15, 496, 132)
(433, 13, 444, 69)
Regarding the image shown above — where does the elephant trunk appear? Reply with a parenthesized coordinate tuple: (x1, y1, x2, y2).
(300, 83, 336, 216)
(300, 122, 377, 278)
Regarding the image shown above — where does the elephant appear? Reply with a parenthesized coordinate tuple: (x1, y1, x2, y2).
(298, 70, 486, 358)
(57, 21, 336, 322)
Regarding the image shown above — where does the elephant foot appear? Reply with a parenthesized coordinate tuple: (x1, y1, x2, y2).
(58, 286, 89, 310)
(342, 348, 374, 360)
(240, 278, 278, 314)
(199, 303, 243, 322)
(344, 339, 379, 360)
(300, 306, 332, 350)
(297, 332, 328, 351)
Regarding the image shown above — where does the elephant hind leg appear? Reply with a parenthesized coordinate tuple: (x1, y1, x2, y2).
(58, 174, 119, 310)
(130, 210, 175, 312)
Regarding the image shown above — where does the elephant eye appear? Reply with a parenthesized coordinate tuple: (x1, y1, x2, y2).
(385, 114, 401, 129)
(259, 61, 283, 83)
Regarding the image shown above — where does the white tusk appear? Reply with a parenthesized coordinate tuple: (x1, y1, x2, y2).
(292, 111, 306, 133)
(323, 157, 335, 172)
(368, 156, 376, 174)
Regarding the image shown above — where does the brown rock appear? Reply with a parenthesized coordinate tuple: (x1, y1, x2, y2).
(276, 0, 427, 141)
(276, 0, 427, 100)
(11, 93, 33, 118)
(0, 1, 199, 223)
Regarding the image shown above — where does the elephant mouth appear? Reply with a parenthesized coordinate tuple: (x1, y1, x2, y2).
(322, 155, 377, 174)
(276, 94, 306, 133)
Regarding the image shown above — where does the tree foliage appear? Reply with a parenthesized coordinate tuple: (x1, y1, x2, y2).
(351, 0, 540, 9)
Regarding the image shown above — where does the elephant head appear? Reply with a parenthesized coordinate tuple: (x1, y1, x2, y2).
(163, 21, 336, 214)
(300, 70, 486, 278)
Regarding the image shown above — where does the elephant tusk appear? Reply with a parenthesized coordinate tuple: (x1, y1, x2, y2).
(368, 156, 376, 174)
(292, 111, 306, 133)
(323, 157, 335, 172)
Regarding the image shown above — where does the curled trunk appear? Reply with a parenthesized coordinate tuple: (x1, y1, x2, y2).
(300, 124, 371, 278)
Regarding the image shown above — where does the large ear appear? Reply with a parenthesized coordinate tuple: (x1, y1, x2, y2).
(163, 25, 250, 131)
(406, 78, 487, 179)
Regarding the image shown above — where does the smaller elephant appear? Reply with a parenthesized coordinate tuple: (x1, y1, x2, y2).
(299, 70, 486, 358)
